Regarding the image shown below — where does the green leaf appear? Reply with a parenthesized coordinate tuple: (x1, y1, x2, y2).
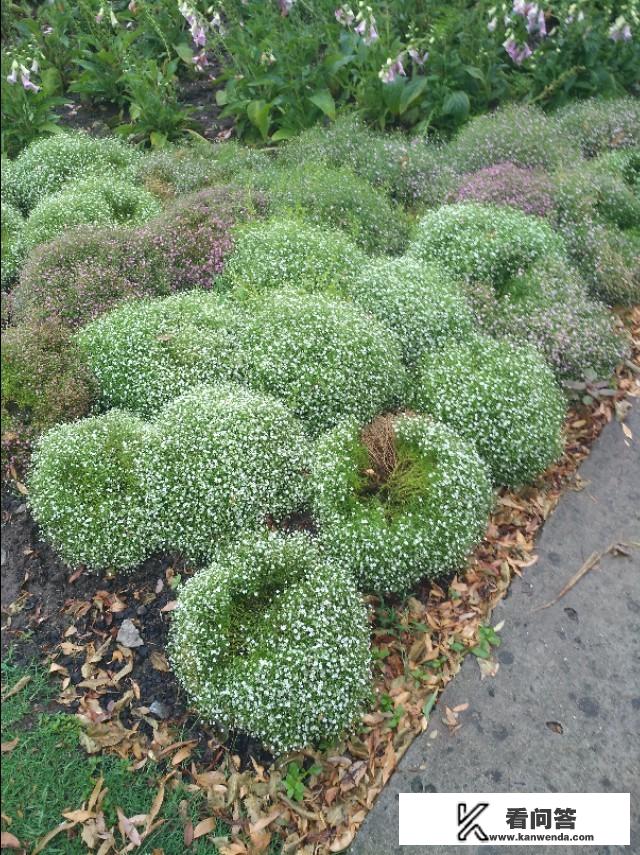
(308, 89, 336, 120)
(399, 77, 428, 115)
(271, 127, 297, 141)
(464, 65, 485, 82)
(215, 88, 229, 107)
(422, 691, 438, 719)
(246, 99, 270, 140)
(442, 90, 470, 120)
(470, 641, 491, 659)
(174, 42, 194, 65)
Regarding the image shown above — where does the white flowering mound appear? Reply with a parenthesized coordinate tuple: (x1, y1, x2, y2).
(169, 532, 371, 753)
(235, 289, 407, 435)
(5, 132, 141, 213)
(311, 414, 492, 595)
(23, 176, 162, 252)
(153, 384, 310, 560)
(265, 163, 411, 255)
(222, 218, 366, 295)
(413, 335, 566, 486)
(1, 200, 25, 287)
(447, 104, 579, 172)
(555, 97, 640, 158)
(467, 259, 629, 382)
(410, 203, 565, 294)
(76, 292, 242, 418)
(29, 410, 161, 571)
(347, 257, 474, 368)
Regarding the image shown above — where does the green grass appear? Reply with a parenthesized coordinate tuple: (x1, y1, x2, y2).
(1, 657, 225, 854)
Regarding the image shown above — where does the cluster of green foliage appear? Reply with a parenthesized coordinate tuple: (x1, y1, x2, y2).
(3, 0, 638, 154)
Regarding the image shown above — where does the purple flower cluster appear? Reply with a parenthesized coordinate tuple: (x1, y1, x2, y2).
(454, 162, 555, 218)
(13, 188, 255, 328)
(12, 226, 168, 328)
(139, 188, 248, 292)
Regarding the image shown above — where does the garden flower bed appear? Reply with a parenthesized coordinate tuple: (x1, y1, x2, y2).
(1, 94, 639, 853)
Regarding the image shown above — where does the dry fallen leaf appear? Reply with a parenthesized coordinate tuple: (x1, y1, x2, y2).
(0, 831, 21, 849)
(1, 675, 31, 701)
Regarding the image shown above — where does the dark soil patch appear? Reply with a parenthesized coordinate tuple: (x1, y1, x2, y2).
(55, 77, 232, 142)
(1, 484, 273, 768)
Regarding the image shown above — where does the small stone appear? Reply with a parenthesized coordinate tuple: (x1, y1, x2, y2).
(116, 619, 143, 648)
(149, 701, 171, 720)
(136, 605, 148, 617)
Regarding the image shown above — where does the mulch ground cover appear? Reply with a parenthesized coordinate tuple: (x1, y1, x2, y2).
(1, 307, 638, 855)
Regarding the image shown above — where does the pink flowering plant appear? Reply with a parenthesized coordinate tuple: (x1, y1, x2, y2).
(1, 50, 64, 156)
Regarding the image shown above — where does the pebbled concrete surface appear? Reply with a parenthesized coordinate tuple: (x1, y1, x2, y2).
(351, 403, 640, 855)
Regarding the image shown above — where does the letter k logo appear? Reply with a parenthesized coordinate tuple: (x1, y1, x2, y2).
(457, 802, 489, 841)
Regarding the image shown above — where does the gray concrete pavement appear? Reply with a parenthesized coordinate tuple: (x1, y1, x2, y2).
(352, 403, 640, 855)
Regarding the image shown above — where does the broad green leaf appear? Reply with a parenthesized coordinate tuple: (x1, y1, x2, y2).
(309, 89, 336, 120)
(464, 65, 485, 82)
(271, 127, 297, 141)
(399, 77, 428, 115)
(246, 99, 270, 140)
(174, 42, 194, 65)
(149, 131, 168, 148)
(442, 90, 470, 120)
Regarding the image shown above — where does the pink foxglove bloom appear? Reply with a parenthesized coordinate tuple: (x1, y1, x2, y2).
(503, 36, 532, 64)
(20, 70, 40, 92)
(279, 0, 296, 15)
(609, 17, 632, 42)
(6, 64, 18, 84)
(408, 48, 429, 66)
(95, 7, 104, 23)
(335, 6, 355, 26)
(379, 54, 406, 83)
(488, 16, 498, 32)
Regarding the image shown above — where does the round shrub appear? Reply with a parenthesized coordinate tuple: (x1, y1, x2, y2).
(234, 288, 407, 435)
(23, 176, 162, 252)
(5, 132, 141, 213)
(1, 199, 25, 287)
(467, 261, 629, 382)
(410, 203, 565, 294)
(413, 335, 566, 486)
(29, 410, 161, 572)
(554, 165, 640, 233)
(137, 142, 272, 197)
(592, 146, 640, 190)
(222, 218, 366, 295)
(311, 414, 492, 595)
(454, 163, 555, 218)
(1, 319, 95, 436)
(12, 226, 169, 328)
(76, 291, 241, 418)
(346, 257, 474, 368)
(154, 385, 309, 560)
(138, 187, 264, 292)
(559, 218, 640, 306)
(447, 104, 579, 172)
(280, 115, 455, 208)
(555, 97, 640, 157)
(169, 532, 371, 753)
(265, 163, 411, 255)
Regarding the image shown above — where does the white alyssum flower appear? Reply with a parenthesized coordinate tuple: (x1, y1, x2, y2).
(168, 532, 371, 753)
(311, 414, 493, 594)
